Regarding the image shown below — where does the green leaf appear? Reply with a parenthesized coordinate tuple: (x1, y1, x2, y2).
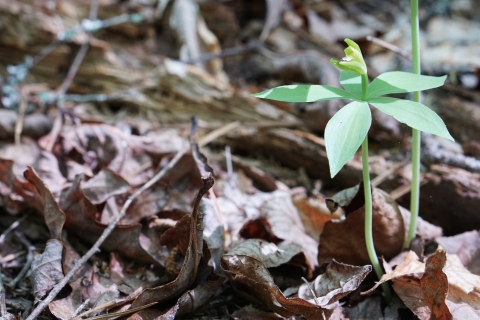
(367, 72, 446, 99)
(340, 71, 362, 99)
(369, 97, 454, 141)
(325, 101, 371, 178)
(251, 85, 357, 103)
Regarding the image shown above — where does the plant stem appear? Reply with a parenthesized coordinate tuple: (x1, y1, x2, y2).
(362, 136, 391, 301)
(361, 73, 392, 301)
(407, 0, 421, 248)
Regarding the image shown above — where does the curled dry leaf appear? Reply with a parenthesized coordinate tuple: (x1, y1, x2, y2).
(130, 175, 215, 308)
(31, 239, 64, 302)
(23, 166, 65, 240)
(319, 184, 405, 266)
(297, 260, 371, 307)
(420, 248, 451, 320)
(366, 249, 480, 319)
(221, 254, 330, 320)
(130, 278, 225, 320)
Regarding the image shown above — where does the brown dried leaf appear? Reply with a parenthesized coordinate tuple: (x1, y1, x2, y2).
(82, 169, 130, 205)
(367, 250, 480, 319)
(24, 166, 66, 240)
(31, 239, 64, 302)
(226, 239, 301, 269)
(221, 254, 330, 320)
(62, 124, 127, 173)
(259, 190, 319, 269)
(391, 276, 430, 320)
(293, 192, 342, 241)
(298, 260, 371, 307)
(420, 248, 451, 320)
(123, 185, 169, 225)
(231, 305, 285, 319)
(130, 175, 215, 308)
(319, 184, 405, 266)
(59, 175, 159, 264)
(201, 197, 225, 275)
(436, 230, 480, 275)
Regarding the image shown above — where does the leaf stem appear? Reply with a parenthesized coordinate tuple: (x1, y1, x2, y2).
(407, 0, 421, 248)
(361, 73, 391, 302)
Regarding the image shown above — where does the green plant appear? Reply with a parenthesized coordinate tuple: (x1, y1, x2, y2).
(252, 38, 453, 298)
(407, 0, 422, 248)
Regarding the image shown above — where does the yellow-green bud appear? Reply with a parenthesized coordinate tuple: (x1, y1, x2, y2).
(330, 38, 367, 75)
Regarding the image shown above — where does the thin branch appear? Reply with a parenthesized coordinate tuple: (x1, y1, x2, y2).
(366, 35, 412, 60)
(0, 215, 27, 244)
(10, 232, 34, 290)
(25, 147, 188, 320)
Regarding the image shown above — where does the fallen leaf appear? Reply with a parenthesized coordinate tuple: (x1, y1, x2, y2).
(231, 305, 285, 319)
(259, 190, 319, 269)
(201, 197, 225, 275)
(420, 248, 451, 320)
(319, 184, 405, 266)
(24, 166, 66, 240)
(226, 239, 302, 269)
(59, 174, 160, 264)
(297, 260, 371, 307)
(82, 169, 130, 205)
(130, 174, 215, 308)
(436, 230, 480, 275)
(31, 239, 64, 302)
(221, 254, 330, 319)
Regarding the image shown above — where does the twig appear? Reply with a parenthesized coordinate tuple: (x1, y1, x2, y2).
(366, 35, 411, 60)
(68, 298, 89, 320)
(10, 232, 35, 290)
(301, 277, 319, 306)
(0, 265, 7, 318)
(25, 147, 188, 320)
(0, 215, 27, 244)
(198, 121, 241, 147)
(371, 160, 408, 188)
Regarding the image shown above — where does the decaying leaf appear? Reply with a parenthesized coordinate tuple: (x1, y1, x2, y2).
(226, 239, 302, 269)
(31, 239, 65, 302)
(420, 248, 451, 320)
(437, 230, 480, 275)
(60, 174, 161, 264)
(24, 166, 66, 240)
(221, 254, 331, 320)
(82, 169, 130, 205)
(319, 183, 405, 266)
(366, 248, 480, 319)
(297, 260, 371, 307)
(130, 174, 214, 308)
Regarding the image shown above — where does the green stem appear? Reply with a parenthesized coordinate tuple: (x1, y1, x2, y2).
(407, 0, 421, 248)
(361, 74, 392, 301)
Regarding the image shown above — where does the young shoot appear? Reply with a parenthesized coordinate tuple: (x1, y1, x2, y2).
(252, 38, 452, 299)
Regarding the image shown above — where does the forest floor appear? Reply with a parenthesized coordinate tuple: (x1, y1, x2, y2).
(1, 0, 480, 319)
